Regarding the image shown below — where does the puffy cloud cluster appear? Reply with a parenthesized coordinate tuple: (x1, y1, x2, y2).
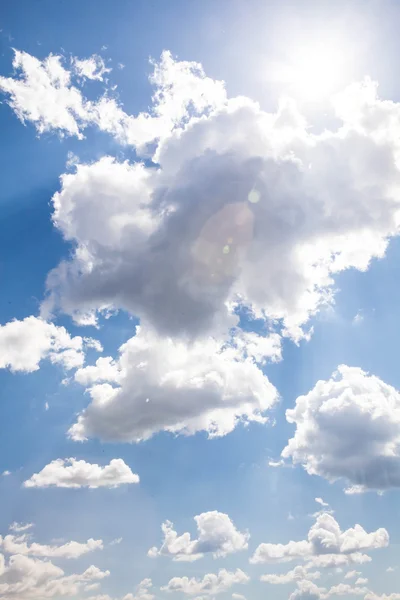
(0, 553, 108, 599)
(161, 568, 249, 596)
(250, 512, 388, 565)
(148, 511, 249, 562)
(70, 326, 278, 442)
(282, 365, 400, 493)
(39, 69, 400, 345)
(0, 316, 101, 373)
(4, 48, 400, 445)
(23, 458, 139, 488)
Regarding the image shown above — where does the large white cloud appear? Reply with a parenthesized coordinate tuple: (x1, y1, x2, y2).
(23, 458, 139, 488)
(0, 316, 100, 373)
(0, 553, 108, 599)
(160, 568, 249, 596)
(282, 365, 400, 493)
(38, 71, 400, 343)
(148, 511, 249, 562)
(69, 325, 278, 442)
(250, 512, 388, 565)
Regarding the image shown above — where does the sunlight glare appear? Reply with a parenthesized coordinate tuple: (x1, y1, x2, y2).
(278, 41, 347, 103)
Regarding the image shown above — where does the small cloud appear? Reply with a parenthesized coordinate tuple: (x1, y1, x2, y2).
(315, 497, 329, 507)
(110, 537, 122, 545)
(66, 152, 79, 169)
(44, 402, 49, 411)
(268, 459, 284, 468)
(2, 470, 11, 476)
(352, 310, 364, 325)
(387, 567, 397, 572)
(287, 512, 295, 521)
(9, 522, 34, 533)
(118, 63, 125, 70)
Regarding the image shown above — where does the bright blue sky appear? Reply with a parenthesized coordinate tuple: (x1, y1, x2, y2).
(2, 1, 400, 600)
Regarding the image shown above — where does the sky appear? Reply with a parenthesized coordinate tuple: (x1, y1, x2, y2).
(3, 0, 400, 599)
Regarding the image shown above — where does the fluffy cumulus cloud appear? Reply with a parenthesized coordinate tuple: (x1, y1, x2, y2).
(282, 365, 400, 493)
(36, 66, 400, 346)
(250, 512, 388, 565)
(161, 568, 249, 596)
(23, 458, 139, 488)
(69, 326, 278, 442)
(0, 553, 109, 599)
(4, 47, 400, 445)
(148, 511, 249, 562)
(0, 316, 101, 373)
(0, 533, 103, 559)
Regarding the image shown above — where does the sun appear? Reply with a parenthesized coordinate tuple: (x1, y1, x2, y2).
(273, 40, 348, 103)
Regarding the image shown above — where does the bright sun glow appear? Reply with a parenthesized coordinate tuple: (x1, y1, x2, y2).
(272, 40, 348, 103)
(289, 45, 344, 101)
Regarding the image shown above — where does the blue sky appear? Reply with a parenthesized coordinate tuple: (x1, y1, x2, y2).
(2, 1, 400, 600)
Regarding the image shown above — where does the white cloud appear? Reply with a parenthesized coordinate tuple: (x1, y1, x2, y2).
(87, 579, 155, 600)
(69, 326, 278, 442)
(37, 69, 400, 346)
(386, 567, 396, 572)
(0, 49, 225, 151)
(110, 537, 122, 546)
(0, 553, 109, 599)
(0, 50, 94, 138)
(0, 533, 103, 559)
(261, 565, 320, 584)
(289, 580, 326, 600)
(355, 578, 368, 585)
(0, 316, 100, 373)
(148, 511, 249, 562)
(232, 594, 246, 600)
(327, 583, 369, 596)
(250, 512, 388, 565)
(305, 554, 371, 569)
(161, 568, 249, 596)
(9, 523, 33, 533)
(315, 498, 329, 507)
(365, 594, 400, 600)
(73, 55, 111, 81)
(23, 458, 139, 488)
(288, 580, 371, 600)
(344, 570, 361, 580)
(1, 472, 10, 477)
(282, 365, 400, 492)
